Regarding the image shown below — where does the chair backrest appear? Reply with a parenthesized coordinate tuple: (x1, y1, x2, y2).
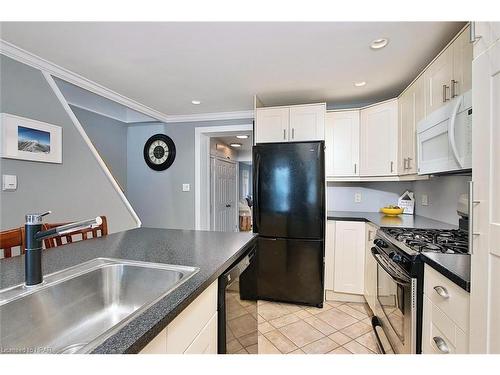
(0, 227, 25, 258)
(43, 216, 108, 249)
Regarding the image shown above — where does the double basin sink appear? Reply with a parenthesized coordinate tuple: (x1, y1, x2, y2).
(0, 258, 199, 353)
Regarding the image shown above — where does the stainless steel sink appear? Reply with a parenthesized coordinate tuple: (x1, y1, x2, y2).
(0, 258, 199, 353)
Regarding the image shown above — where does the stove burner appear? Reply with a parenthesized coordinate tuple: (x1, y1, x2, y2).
(383, 227, 469, 254)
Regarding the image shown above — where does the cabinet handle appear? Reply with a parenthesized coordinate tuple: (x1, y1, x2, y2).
(469, 22, 481, 43)
(442, 84, 450, 102)
(283, 129, 286, 140)
(354, 163, 357, 174)
(407, 157, 412, 170)
(292, 128, 295, 139)
(403, 158, 408, 170)
(433, 285, 449, 299)
(451, 79, 458, 98)
(390, 161, 394, 173)
(432, 337, 450, 354)
(469, 181, 481, 255)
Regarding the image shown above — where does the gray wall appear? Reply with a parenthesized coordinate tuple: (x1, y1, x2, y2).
(327, 175, 471, 225)
(127, 118, 252, 229)
(68, 105, 128, 192)
(0, 55, 137, 233)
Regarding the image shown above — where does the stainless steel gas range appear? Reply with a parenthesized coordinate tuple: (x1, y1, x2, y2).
(370, 227, 468, 354)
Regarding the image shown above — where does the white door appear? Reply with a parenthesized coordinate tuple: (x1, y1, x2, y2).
(325, 110, 360, 177)
(333, 221, 365, 295)
(289, 104, 326, 142)
(255, 107, 289, 143)
(360, 100, 398, 176)
(211, 157, 237, 232)
(470, 32, 500, 353)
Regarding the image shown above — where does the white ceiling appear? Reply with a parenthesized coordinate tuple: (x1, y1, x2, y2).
(0, 22, 465, 115)
(215, 132, 253, 152)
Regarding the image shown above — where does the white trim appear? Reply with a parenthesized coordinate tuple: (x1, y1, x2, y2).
(326, 174, 429, 182)
(1, 40, 170, 123)
(195, 124, 253, 230)
(166, 110, 254, 123)
(43, 71, 142, 228)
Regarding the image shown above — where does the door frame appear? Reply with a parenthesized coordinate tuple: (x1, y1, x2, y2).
(195, 124, 253, 230)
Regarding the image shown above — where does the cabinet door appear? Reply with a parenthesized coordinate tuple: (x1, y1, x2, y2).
(424, 47, 453, 114)
(184, 313, 217, 354)
(333, 221, 365, 295)
(255, 107, 289, 143)
(325, 111, 360, 177)
(289, 104, 325, 142)
(452, 25, 473, 97)
(360, 100, 398, 176)
(324, 220, 335, 291)
(398, 87, 413, 175)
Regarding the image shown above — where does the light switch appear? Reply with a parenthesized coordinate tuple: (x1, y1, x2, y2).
(354, 192, 362, 203)
(421, 194, 429, 206)
(2, 174, 17, 191)
(182, 183, 190, 192)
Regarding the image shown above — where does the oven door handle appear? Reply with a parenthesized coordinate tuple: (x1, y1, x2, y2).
(371, 247, 411, 286)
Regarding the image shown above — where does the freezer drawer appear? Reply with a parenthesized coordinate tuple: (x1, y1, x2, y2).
(257, 237, 324, 307)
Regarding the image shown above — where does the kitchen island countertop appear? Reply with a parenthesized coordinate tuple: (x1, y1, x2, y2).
(0, 227, 257, 353)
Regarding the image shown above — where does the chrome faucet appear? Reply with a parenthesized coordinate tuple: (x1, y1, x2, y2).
(24, 211, 103, 286)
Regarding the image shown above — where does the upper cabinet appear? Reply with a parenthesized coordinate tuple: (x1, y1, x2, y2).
(399, 75, 425, 175)
(255, 103, 325, 143)
(360, 99, 399, 176)
(424, 25, 473, 115)
(325, 111, 360, 177)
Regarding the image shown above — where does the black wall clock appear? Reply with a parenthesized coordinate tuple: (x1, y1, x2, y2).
(143, 134, 176, 171)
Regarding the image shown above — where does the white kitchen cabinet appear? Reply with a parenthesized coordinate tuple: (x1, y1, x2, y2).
(324, 220, 335, 292)
(424, 25, 472, 116)
(422, 265, 470, 354)
(254, 107, 289, 143)
(470, 29, 500, 354)
(255, 103, 325, 143)
(333, 221, 366, 295)
(139, 280, 218, 354)
(399, 76, 424, 175)
(325, 111, 360, 177)
(289, 104, 325, 142)
(424, 47, 454, 115)
(360, 99, 399, 176)
(364, 223, 378, 312)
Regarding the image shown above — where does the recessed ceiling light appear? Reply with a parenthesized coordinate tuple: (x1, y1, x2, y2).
(191, 100, 201, 105)
(230, 143, 242, 148)
(236, 135, 249, 139)
(370, 38, 389, 50)
(354, 81, 367, 87)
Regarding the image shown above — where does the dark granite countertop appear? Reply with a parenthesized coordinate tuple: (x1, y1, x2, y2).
(327, 210, 457, 230)
(0, 228, 257, 353)
(421, 253, 470, 292)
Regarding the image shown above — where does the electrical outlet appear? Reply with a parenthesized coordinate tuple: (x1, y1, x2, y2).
(354, 192, 362, 203)
(421, 194, 429, 206)
(182, 183, 190, 192)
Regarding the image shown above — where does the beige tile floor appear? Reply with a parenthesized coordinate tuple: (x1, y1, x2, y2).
(257, 300, 381, 354)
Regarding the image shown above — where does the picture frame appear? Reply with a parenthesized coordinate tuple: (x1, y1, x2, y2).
(0, 113, 62, 164)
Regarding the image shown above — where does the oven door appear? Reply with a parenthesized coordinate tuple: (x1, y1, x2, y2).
(371, 247, 417, 354)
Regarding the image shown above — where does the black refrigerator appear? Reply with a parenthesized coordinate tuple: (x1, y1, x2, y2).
(253, 141, 325, 307)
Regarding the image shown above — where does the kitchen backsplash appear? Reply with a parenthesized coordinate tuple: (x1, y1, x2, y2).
(327, 175, 471, 225)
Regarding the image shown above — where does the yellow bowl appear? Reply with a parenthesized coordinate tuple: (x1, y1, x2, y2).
(380, 207, 404, 216)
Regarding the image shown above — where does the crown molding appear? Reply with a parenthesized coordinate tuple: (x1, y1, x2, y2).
(0, 40, 255, 125)
(165, 110, 254, 123)
(0, 39, 170, 123)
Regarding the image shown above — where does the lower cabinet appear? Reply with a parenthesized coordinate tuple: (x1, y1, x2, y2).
(422, 265, 470, 354)
(140, 280, 218, 354)
(325, 220, 366, 301)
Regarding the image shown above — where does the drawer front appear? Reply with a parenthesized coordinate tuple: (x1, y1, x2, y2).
(424, 265, 470, 330)
(422, 296, 468, 354)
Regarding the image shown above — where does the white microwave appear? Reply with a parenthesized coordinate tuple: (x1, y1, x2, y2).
(417, 90, 472, 175)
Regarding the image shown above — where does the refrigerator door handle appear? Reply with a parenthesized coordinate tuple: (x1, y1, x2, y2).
(253, 152, 261, 233)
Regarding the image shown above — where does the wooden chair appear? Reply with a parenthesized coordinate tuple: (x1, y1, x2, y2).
(0, 227, 26, 258)
(43, 216, 108, 249)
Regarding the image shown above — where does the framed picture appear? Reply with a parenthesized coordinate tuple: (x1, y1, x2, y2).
(0, 113, 62, 164)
